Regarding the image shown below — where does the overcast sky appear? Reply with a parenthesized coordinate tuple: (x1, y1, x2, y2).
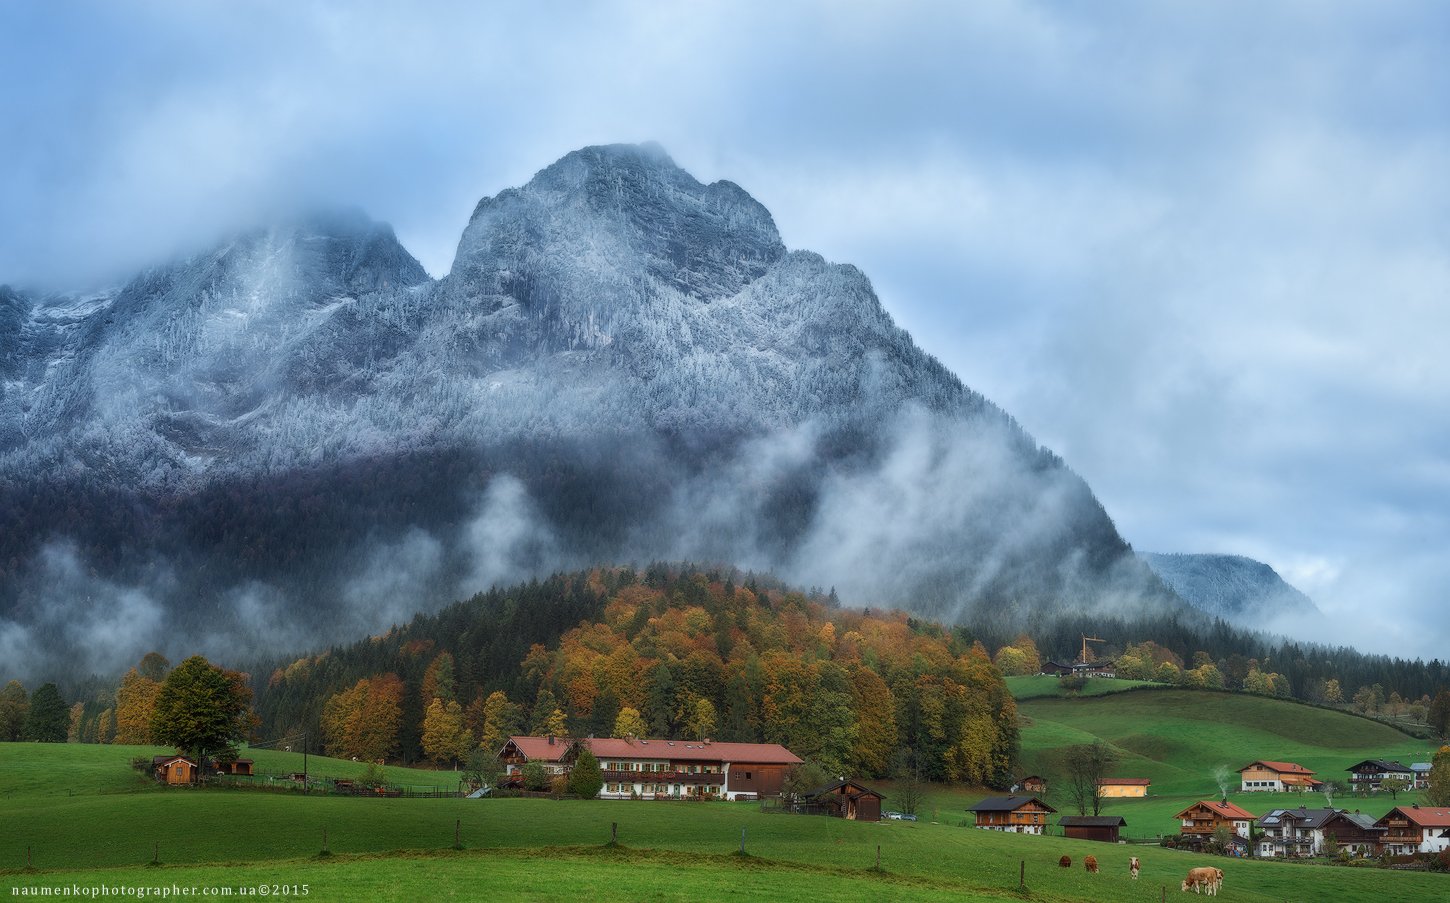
(3, 1, 1447, 659)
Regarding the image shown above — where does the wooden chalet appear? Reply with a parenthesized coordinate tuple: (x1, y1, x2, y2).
(1058, 815, 1126, 843)
(497, 735, 572, 785)
(967, 796, 1056, 835)
(1011, 775, 1047, 794)
(1238, 760, 1318, 793)
(580, 737, 802, 801)
(802, 779, 884, 821)
(1040, 661, 1074, 676)
(1345, 759, 1414, 792)
(1175, 800, 1256, 839)
(1318, 810, 1385, 858)
(1097, 777, 1150, 798)
(1374, 805, 1450, 855)
(1411, 763, 1432, 790)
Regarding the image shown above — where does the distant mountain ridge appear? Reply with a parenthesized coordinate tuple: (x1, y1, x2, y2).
(1139, 552, 1319, 624)
(0, 143, 1184, 680)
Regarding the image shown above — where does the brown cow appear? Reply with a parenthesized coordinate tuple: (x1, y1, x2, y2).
(1083, 855, 1098, 874)
(1129, 856, 1140, 879)
(1058, 855, 1071, 868)
(1180, 866, 1219, 895)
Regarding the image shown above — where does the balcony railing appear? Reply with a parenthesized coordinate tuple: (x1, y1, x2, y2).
(599, 769, 725, 784)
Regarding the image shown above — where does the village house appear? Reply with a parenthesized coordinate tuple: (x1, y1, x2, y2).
(581, 737, 801, 801)
(1345, 759, 1415, 792)
(1096, 777, 1150, 798)
(1238, 760, 1319, 792)
(1255, 806, 1341, 858)
(497, 735, 802, 800)
(1318, 810, 1385, 857)
(1039, 661, 1074, 676)
(1010, 775, 1047, 794)
(801, 779, 884, 821)
(1374, 805, 1450, 856)
(497, 735, 572, 780)
(1410, 762, 1432, 790)
(1058, 815, 1126, 843)
(1175, 800, 1256, 839)
(967, 796, 1056, 835)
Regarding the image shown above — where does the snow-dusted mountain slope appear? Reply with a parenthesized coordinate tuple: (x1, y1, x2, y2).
(0, 144, 1182, 679)
(1140, 552, 1319, 625)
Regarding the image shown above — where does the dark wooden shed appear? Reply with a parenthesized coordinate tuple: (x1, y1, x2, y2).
(805, 779, 884, 821)
(1059, 814, 1126, 843)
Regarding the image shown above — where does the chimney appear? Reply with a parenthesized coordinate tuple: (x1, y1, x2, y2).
(548, 736, 555, 746)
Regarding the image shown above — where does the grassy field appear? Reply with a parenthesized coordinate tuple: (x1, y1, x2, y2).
(4, 685, 1447, 903)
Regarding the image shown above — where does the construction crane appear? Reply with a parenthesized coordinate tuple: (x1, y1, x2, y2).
(1080, 635, 1106, 664)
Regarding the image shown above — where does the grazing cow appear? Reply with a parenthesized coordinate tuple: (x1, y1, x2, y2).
(1129, 856, 1140, 879)
(1058, 855, 1071, 868)
(1083, 855, 1098, 874)
(1181, 867, 1219, 895)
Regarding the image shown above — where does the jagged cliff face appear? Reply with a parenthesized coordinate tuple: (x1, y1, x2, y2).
(0, 144, 1178, 679)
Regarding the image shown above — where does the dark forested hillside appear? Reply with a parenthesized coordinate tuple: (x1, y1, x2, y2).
(250, 565, 1020, 785)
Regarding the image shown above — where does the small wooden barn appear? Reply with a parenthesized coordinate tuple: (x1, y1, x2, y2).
(804, 779, 884, 821)
(1059, 814, 1127, 843)
(152, 755, 198, 785)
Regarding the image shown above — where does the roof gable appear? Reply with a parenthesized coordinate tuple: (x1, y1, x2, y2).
(968, 795, 1056, 813)
(500, 736, 571, 762)
(583, 737, 801, 765)
(1059, 815, 1127, 827)
(1177, 800, 1256, 820)
(1388, 806, 1450, 828)
(1239, 760, 1313, 775)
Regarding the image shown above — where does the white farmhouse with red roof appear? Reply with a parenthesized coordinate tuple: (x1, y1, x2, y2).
(497, 735, 802, 800)
(1238, 760, 1320, 792)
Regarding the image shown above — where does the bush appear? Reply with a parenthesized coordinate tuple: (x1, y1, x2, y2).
(567, 749, 604, 799)
(520, 761, 550, 792)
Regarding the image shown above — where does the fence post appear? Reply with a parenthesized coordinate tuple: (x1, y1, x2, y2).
(152, 841, 159, 865)
(740, 827, 746, 855)
(27, 846, 32, 869)
(322, 827, 329, 854)
(1019, 860, 1025, 889)
(454, 818, 461, 850)
(875, 844, 881, 870)
(611, 821, 618, 845)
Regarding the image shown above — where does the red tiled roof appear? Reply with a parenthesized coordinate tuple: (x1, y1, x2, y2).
(1395, 806, 1450, 828)
(1239, 760, 1314, 775)
(503, 736, 571, 762)
(583, 737, 802, 765)
(1097, 778, 1151, 786)
(1177, 800, 1256, 820)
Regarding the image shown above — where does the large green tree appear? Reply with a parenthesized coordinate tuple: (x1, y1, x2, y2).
(150, 656, 255, 774)
(23, 683, 69, 742)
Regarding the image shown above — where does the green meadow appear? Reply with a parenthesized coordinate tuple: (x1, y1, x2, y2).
(3, 687, 1446, 901)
